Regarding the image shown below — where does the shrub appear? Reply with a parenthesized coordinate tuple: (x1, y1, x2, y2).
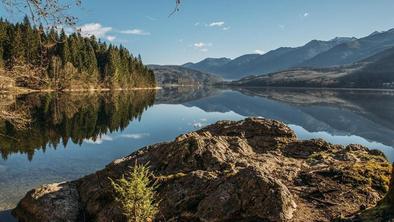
(110, 163, 159, 222)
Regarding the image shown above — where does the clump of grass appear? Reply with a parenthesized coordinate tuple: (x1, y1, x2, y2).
(342, 161, 391, 192)
(110, 163, 159, 222)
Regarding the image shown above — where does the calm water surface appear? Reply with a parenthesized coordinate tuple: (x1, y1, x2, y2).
(0, 87, 394, 216)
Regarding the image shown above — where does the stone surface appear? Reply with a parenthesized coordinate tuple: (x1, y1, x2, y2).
(13, 118, 392, 222)
(13, 182, 81, 222)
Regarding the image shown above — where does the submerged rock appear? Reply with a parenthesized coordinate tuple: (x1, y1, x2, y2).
(13, 118, 392, 222)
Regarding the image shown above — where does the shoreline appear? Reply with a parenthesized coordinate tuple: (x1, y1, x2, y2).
(222, 85, 394, 92)
(0, 86, 162, 95)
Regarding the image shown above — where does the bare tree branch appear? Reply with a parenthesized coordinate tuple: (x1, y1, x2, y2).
(169, 0, 181, 17)
(1, 0, 81, 28)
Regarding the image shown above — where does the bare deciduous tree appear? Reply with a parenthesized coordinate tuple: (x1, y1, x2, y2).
(5, 62, 49, 89)
(1, 0, 81, 28)
(2, 0, 183, 26)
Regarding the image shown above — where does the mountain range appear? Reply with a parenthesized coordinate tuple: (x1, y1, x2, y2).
(230, 45, 394, 89)
(148, 65, 222, 86)
(183, 28, 394, 80)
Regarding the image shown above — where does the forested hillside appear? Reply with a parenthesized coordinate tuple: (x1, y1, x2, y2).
(0, 17, 155, 90)
(148, 65, 222, 86)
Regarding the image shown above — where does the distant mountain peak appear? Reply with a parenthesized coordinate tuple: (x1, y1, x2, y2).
(204, 57, 231, 61)
(369, 31, 382, 37)
(330, 37, 357, 42)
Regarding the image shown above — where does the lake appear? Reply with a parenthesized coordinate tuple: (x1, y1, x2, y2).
(0, 87, 394, 216)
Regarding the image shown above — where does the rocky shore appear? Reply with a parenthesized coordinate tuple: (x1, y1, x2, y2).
(13, 118, 393, 222)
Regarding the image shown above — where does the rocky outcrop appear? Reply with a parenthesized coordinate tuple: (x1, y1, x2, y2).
(13, 118, 392, 222)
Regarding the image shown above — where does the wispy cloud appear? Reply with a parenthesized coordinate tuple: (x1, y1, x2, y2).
(79, 23, 112, 38)
(194, 42, 208, 48)
(303, 12, 309, 17)
(197, 21, 229, 31)
(193, 42, 212, 52)
(120, 133, 150, 139)
(84, 135, 113, 145)
(120, 29, 151, 35)
(145, 16, 157, 21)
(192, 118, 209, 128)
(208, 21, 225, 27)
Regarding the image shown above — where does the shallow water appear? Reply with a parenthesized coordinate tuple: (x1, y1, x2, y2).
(0, 87, 393, 214)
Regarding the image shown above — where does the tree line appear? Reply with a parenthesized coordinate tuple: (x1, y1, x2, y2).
(0, 17, 156, 90)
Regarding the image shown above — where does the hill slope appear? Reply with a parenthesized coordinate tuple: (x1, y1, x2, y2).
(183, 57, 232, 75)
(300, 29, 394, 68)
(149, 65, 222, 86)
(231, 46, 394, 89)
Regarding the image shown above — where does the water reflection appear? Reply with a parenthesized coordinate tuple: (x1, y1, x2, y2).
(184, 87, 394, 149)
(0, 87, 393, 212)
(0, 91, 155, 160)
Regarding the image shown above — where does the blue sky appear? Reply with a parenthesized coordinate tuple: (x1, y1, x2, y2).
(2, 0, 394, 65)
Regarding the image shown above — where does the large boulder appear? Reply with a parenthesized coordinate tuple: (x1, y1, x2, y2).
(13, 118, 392, 222)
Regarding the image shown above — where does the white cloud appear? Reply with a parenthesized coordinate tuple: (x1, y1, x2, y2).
(194, 22, 200, 26)
(304, 12, 309, 17)
(79, 23, 112, 38)
(120, 29, 151, 35)
(255, 49, 265, 54)
(193, 122, 204, 128)
(84, 135, 113, 144)
(120, 133, 150, 139)
(209, 21, 225, 27)
(106, 35, 116, 41)
(194, 42, 207, 48)
(222, 26, 231, 31)
(193, 42, 212, 52)
(278, 24, 286, 30)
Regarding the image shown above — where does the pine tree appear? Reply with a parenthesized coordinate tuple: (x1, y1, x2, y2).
(84, 40, 98, 83)
(21, 16, 33, 64)
(10, 25, 25, 65)
(0, 20, 6, 68)
(58, 29, 70, 66)
(0, 17, 155, 90)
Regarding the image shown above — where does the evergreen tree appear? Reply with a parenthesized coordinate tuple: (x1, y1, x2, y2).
(10, 25, 25, 65)
(58, 29, 70, 66)
(0, 20, 6, 68)
(0, 17, 155, 90)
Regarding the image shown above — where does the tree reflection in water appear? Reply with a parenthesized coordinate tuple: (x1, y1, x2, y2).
(0, 91, 156, 160)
